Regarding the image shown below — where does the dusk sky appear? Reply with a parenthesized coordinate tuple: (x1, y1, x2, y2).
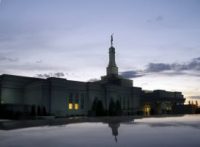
(0, 0, 200, 101)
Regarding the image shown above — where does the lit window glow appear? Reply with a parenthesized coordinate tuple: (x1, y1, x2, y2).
(68, 103, 73, 110)
(144, 104, 151, 116)
(75, 103, 79, 110)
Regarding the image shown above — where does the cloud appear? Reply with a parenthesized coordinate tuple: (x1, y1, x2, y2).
(189, 96, 200, 99)
(147, 15, 164, 23)
(146, 57, 200, 73)
(155, 16, 164, 22)
(187, 57, 200, 70)
(0, 56, 19, 62)
(146, 63, 171, 72)
(36, 60, 42, 64)
(120, 57, 200, 79)
(87, 78, 100, 82)
(120, 70, 145, 78)
(35, 72, 65, 78)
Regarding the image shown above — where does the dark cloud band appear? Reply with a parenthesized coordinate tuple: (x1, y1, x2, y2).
(120, 57, 200, 79)
(36, 72, 65, 78)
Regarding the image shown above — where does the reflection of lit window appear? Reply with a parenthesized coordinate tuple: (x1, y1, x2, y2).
(69, 103, 73, 110)
(75, 103, 79, 110)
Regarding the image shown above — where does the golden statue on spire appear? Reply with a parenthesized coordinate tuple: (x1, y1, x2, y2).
(111, 33, 114, 46)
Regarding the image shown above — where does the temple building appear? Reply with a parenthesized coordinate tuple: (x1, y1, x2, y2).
(0, 36, 185, 118)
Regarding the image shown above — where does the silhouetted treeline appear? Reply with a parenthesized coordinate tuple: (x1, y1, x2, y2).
(0, 104, 48, 120)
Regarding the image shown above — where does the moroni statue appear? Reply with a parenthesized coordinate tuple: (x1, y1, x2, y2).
(111, 33, 114, 46)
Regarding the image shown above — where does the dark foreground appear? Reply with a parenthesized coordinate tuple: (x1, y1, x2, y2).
(0, 115, 200, 147)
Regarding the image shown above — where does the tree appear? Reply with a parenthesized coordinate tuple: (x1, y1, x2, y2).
(109, 99, 116, 116)
(195, 101, 198, 106)
(96, 101, 104, 116)
(37, 106, 41, 116)
(91, 99, 105, 116)
(92, 99, 98, 111)
(43, 106, 47, 116)
(115, 100, 122, 115)
(31, 105, 36, 116)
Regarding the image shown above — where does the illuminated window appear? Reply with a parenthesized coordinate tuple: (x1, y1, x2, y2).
(67, 94, 73, 110)
(68, 103, 73, 110)
(75, 103, 79, 110)
(144, 104, 151, 116)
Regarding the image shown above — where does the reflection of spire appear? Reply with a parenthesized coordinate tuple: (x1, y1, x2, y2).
(108, 122, 120, 143)
(115, 136, 117, 142)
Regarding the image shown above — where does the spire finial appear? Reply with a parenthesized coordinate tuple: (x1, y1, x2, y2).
(111, 33, 114, 46)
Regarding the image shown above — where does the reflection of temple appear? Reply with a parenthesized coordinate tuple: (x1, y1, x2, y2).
(109, 122, 120, 142)
(106, 117, 134, 143)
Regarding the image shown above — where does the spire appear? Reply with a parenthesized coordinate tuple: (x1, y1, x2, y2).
(107, 34, 118, 76)
(111, 33, 114, 47)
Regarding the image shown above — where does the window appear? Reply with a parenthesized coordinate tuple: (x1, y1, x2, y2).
(68, 93, 73, 110)
(144, 104, 151, 116)
(75, 103, 79, 110)
(75, 93, 79, 103)
(67, 93, 79, 110)
(81, 94, 84, 109)
(69, 93, 73, 103)
(68, 103, 73, 110)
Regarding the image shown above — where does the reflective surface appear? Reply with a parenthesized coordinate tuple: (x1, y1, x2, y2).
(0, 115, 200, 147)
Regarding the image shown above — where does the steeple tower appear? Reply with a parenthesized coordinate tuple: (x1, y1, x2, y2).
(107, 34, 118, 76)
